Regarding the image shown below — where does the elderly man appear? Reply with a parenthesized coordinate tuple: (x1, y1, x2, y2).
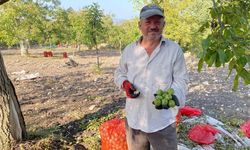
(114, 4, 188, 150)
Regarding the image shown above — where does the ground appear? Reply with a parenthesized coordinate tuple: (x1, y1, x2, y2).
(1, 48, 250, 149)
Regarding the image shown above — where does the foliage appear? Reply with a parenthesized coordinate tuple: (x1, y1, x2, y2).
(120, 19, 141, 48)
(0, 0, 60, 53)
(105, 19, 140, 50)
(68, 8, 88, 47)
(198, 0, 250, 91)
(48, 8, 71, 45)
(102, 15, 122, 50)
(83, 3, 105, 69)
(83, 3, 104, 49)
(0, 0, 42, 46)
(162, 0, 212, 52)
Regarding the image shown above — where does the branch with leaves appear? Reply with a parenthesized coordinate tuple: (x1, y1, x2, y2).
(198, 0, 250, 91)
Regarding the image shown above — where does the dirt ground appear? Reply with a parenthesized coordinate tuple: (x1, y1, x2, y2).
(1, 48, 250, 148)
(2, 48, 124, 130)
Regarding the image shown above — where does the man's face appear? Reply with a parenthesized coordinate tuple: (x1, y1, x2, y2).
(139, 15, 165, 41)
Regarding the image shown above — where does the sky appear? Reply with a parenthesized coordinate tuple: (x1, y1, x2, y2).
(60, 0, 139, 20)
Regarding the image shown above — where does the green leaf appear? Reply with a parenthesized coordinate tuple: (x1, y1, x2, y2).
(239, 68, 250, 85)
(210, 8, 218, 19)
(227, 58, 236, 78)
(223, 28, 232, 38)
(215, 53, 221, 67)
(236, 56, 247, 68)
(246, 55, 250, 66)
(202, 39, 209, 51)
(234, 48, 246, 56)
(207, 52, 217, 67)
(217, 49, 227, 64)
(199, 21, 209, 32)
(232, 74, 239, 91)
(198, 58, 204, 72)
(225, 50, 233, 62)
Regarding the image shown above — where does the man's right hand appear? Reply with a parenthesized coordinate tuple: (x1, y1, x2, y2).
(122, 80, 140, 98)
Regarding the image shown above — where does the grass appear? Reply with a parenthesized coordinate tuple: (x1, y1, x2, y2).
(17, 111, 250, 150)
(79, 108, 125, 149)
(91, 64, 103, 75)
(19, 107, 125, 150)
(177, 115, 250, 150)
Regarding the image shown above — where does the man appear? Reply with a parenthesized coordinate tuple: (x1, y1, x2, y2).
(114, 4, 188, 150)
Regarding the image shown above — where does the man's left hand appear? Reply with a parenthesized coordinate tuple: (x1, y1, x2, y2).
(172, 95, 180, 106)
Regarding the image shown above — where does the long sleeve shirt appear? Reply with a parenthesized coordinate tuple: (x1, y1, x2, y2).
(114, 37, 189, 133)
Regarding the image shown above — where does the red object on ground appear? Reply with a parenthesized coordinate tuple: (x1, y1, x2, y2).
(43, 51, 48, 57)
(47, 51, 53, 57)
(63, 52, 68, 58)
(176, 110, 181, 126)
(240, 120, 250, 138)
(180, 106, 202, 117)
(188, 124, 219, 145)
(99, 118, 128, 150)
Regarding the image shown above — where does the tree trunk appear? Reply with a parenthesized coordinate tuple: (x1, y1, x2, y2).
(77, 44, 80, 51)
(95, 44, 100, 68)
(0, 52, 27, 149)
(0, 0, 9, 5)
(19, 39, 29, 56)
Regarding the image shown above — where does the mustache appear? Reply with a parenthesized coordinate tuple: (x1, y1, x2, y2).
(148, 28, 159, 32)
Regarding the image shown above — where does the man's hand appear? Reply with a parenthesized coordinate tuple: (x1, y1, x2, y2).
(153, 93, 180, 109)
(172, 95, 180, 106)
(122, 80, 140, 98)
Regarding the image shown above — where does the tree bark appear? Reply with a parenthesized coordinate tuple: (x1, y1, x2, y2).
(95, 44, 100, 69)
(0, 52, 26, 149)
(0, 0, 9, 5)
(77, 44, 81, 51)
(19, 39, 29, 56)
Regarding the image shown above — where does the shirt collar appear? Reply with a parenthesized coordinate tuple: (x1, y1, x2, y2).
(136, 36, 167, 46)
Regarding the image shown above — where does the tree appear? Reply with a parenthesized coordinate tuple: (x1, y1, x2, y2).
(119, 19, 141, 49)
(0, 0, 60, 55)
(84, 3, 104, 68)
(43, 7, 71, 49)
(0, 0, 42, 55)
(162, 0, 212, 52)
(198, 0, 250, 90)
(0, 54, 27, 149)
(68, 8, 88, 51)
(0, 1, 27, 149)
(105, 18, 140, 52)
(105, 23, 125, 52)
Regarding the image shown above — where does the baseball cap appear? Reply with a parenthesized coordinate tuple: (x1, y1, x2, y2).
(140, 4, 164, 19)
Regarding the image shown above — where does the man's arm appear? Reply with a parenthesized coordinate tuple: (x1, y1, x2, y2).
(171, 47, 189, 107)
(114, 49, 128, 89)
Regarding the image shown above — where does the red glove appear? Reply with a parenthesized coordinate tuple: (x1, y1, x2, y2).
(122, 80, 140, 98)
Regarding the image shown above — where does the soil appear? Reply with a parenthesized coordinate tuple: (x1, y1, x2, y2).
(3, 48, 124, 130)
(1, 48, 250, 148)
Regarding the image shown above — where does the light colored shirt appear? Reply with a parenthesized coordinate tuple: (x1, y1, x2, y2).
(114, 37, 188, 133)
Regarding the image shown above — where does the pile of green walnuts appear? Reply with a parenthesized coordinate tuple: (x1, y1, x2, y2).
(152, 88, 178, 109)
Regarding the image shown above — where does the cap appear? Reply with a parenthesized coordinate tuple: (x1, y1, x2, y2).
(140, 4, 164, 19)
